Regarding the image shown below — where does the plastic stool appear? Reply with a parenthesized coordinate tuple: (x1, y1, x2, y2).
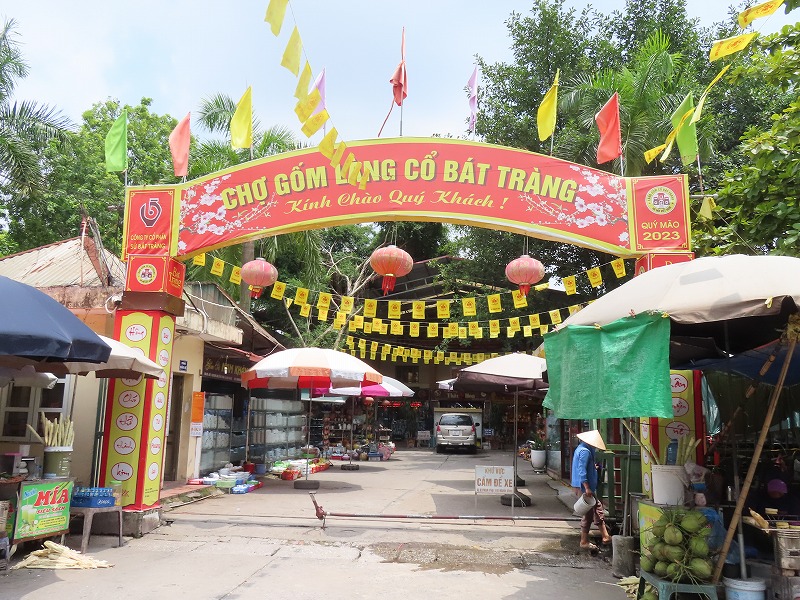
(637, 570, 719, 600)
(0, 534, 10, 571)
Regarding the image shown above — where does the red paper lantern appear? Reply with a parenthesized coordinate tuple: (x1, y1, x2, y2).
(241, 257, 278, 299)
(505, 254, 545, 296)
(369, 245, 413, 295)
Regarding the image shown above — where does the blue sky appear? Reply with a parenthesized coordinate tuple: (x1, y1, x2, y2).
(5, 1, 798, 143)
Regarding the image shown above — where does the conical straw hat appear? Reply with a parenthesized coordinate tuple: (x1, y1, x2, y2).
(576, 429, 606, 451)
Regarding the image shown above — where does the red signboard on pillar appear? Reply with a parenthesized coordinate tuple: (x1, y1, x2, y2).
(629, 176, 691, 253)
(125, 255, 185, 298)
(122, 188, 178, 260)
(634, 252, 695, 276)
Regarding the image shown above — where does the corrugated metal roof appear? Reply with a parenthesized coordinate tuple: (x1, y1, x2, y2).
(0, 237, 126, 288)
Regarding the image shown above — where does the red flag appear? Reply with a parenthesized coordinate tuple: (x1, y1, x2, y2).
(390, 27, 407, 106)
(595, 93, 622, 164)
(169, 112, 191, 177)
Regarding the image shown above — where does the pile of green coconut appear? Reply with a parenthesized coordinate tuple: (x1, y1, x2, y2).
(640, 507, 715, 591)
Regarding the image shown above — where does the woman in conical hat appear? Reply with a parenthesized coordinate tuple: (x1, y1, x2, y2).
(571, 429, 610, 551)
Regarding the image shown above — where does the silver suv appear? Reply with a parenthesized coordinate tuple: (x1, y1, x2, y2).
(435, 413, 478, 453)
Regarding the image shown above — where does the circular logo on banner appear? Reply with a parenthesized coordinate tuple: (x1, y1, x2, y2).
(150, 437, 162, 454)
(148, 462, 159, 481)
(121, 374, 143, 386)
(118, 390, 141, 409)
(161, 327, 172, 344)
(158, 349, 170, 367)
(640, 423, 650, 440)
(665, 421, 690, 440)
(116, 412, 138, 431)
(643, 472, 651, 493)
(672, 397, 690, 417)
(645, 186, 677, 215)
(157, 372, 167, 388)
(152, 414, 164, 431)
(154, 392, 166, 410)
(114, 436, 136, 455)
(136, 263, 157, 286)
(642, 450, 650, 465)
(111, 462, 133, 481)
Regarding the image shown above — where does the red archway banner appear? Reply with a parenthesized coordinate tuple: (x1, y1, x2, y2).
(122, 138, 690, 260)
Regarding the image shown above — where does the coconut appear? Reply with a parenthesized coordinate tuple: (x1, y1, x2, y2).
(680, 511, 708, 533)
(663, 544, 685, 562)
(640, 554, 655, 573)
(654, 561, 669, 577)
(689, 536, 709, 558)
(664, 524, 684, 546)
(688, 557, 713, 580)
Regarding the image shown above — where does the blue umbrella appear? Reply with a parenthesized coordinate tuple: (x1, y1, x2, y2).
(0, 275, 111, 363)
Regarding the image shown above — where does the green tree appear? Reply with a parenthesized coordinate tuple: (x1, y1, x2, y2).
(694, 24, 800, 257)
(0, 19, 72, 199)
(4, 98, 176, 254)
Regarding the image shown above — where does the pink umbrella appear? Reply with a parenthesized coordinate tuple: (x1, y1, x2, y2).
(327, 376, 414, 398)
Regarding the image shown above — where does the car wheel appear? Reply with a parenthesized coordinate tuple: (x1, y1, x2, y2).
(436, 445, 443, 454)
(469, 445, 477, 454)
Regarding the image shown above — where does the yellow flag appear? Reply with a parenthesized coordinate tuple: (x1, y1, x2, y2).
(506, 327, 516, 338)
(346, 336, 354, 348)
(409, 322, 420, 337)
(230, 87, 252, 149)
(271, 281, 286, 300)
(568, 304, 581, 315)
(229, 266, 242, 285)
(192, 253, 206, 266)
(316, 292, 332, 310)
(357, 338, 366, 349)
(534, 282, 549, 292)
(295, 61, 312, 100)
(317, 308, 328, 321)
(563, 275, 577, 295)
(537, 69, 559, 141)
(691, 65, 731, 125)
(210, 257, 225, 276)
(461, 297, 477, 317)
(301, 110, 330, 137)
(436, 300, 450, 319)
(300, 303, 311, 318)
(447, 322, 459, 338)
(468, 321, 481, 337)
(549, 309, 562, 325)
(265, 0, 289, 36)
(540, 325, 549, 335)
(347, 161, 361, 186)
(611, 258, 626, 278)
(427, 322, 439, 338)
(363, 298, 377, 318)
(412, 301, 425, 319)
(294, 287, 309, 305)
(388, 301, 401, 319)
(709, 32, 757, 62)
(512, 289, 528, 309)
(370, 341, 378, 353)
(523, 326, 533, 337)
(319, 127, 338, 159)
(390, 321, 403, 335)
(330, 141, 347, 168)
(489, 320, 500, 335)
(529, 314, 541, 328)
(509, 316, 520, 331)
(340, 296, 354, 313)
(424, 350, 433, 362)
(699, 196, 717, 220)
(353, 315, 364, 329)
(340, 153, 355, 182)
(295, 88, 322, 123)
(347, 320, 357, 331)
(586, 267, 603, 288)
(334, 311, 347, 326)
(738, 0, 784, 28)
(644, 144, 667, 164)
(487, 294, 502, 313)
(281, 27, 302, 75)
(358, 169, 369, 191)
(363, 321, 372, 334)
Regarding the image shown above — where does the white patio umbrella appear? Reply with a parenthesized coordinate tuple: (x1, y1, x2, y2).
(242, 347, 382, 488)
(0, 365, 58, 389)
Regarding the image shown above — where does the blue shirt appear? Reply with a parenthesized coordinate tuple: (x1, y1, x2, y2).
(570, 442, 598, 492)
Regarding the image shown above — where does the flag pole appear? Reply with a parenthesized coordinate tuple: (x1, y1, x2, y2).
(696, 155, 705, 193)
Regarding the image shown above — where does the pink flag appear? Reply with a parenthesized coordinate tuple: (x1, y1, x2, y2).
(468, 65, 478, 133)
(390, 27, 407, 106)
(595, 92, 622, 164)
(169, 112, 191, 177)
(311, 68, 326, 116)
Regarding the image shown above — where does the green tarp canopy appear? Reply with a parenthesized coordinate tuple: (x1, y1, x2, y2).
(543, 313, 672, 419)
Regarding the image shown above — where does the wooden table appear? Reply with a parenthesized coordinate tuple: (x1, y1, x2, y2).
(69, 505, 123, 555)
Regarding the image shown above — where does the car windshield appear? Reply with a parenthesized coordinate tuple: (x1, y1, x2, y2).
(439, 415, 472, 426)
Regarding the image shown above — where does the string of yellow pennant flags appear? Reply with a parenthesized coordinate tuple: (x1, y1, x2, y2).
(264, 0, 370, 189)
(191, 252, 628, 349)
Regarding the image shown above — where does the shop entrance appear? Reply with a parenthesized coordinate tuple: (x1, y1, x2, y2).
(163, 374, 184, 482)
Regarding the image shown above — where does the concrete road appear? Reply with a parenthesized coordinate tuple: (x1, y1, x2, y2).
(1, 449, 632, 600)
